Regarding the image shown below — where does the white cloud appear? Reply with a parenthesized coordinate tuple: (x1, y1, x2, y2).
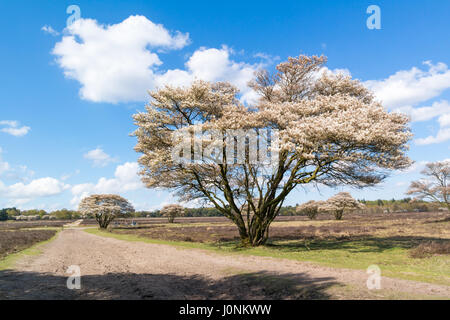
(156, 46, 262, 104)
(52, 15, 190, 103)
(411, 101, 450, 146)
(2, 127, 31, 137)
(0, 147, 10, 175)
(364, 62, 450, 146)
(365, 61, 450, 109)
(41, 25, 59, 36)
(0, 148, 35, 183)
(51, 16, 270, 105)
(319, 67, 352, 78)
(70, 162, 143, 206)
(415, 127, 450, 145)
(438, 113, 450, 127)
(393, 100, 450, 122)
(0, 120, 18, 127)
(0, 120, 30, 137)
(83, 148, 116, 167)
(0, 177, 70, 200)
(0, 149, 67, 206)
(398, 160, 429, 174)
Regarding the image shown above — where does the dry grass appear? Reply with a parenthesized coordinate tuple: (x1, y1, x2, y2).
(0, 229, 57, 259)
(111, 212, 450, 244)
(0, 220, 67, 230)
(409, 241, 450, 258)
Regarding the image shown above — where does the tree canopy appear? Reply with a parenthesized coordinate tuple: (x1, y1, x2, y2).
(133, 54, 411, 246)
(321, 192, 365, 220)
(160, 204, 185, 223)
(407, 160, 449, 208)
(78, 194, 134, 229)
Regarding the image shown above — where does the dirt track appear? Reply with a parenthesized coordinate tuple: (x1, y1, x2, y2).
(0, 228, 449, 300)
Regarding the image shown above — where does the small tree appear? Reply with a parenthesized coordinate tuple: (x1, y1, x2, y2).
(6, 208, 20, 220)
(78, 194, 134, 229)
(407, 160, 449, 208)
(0, 209, 8, 221)
(322, 192, 365, 220)
(161, 204, 185, 223)
(296, 200, 324, 220)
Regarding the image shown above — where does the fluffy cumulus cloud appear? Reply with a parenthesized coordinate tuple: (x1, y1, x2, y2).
(70, 162, 143, 206)
(0, 120, 30, 137)
(393, 100, 450, 122)
(52, 15, 190, 103)
(83, 148, 116, 167)
(0, 177, 70, 206)
(365, 62, 450, 145)
(318, 66, 352, 78)
(5, 178, 70, 199)
(415, 127, 450, 145)
(365, 61, 450, 109)
(156, 46, 262, 104)
(0, 147, 68, 206)
(52, 15, 267, 105)
(439, 113, 450, 127)
(413, 102, 450, 145)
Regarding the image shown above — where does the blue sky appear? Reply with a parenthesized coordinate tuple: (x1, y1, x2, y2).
(0, 0, 449, 211)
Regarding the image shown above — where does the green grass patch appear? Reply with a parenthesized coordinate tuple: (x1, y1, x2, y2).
(237, 239, 450, 286)
(86, 228, 450, 286)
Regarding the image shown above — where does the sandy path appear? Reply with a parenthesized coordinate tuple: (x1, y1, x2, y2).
(0, 228, 448, 300)
(63, 219, 84, 228)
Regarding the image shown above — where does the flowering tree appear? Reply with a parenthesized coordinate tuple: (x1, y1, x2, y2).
(296, 200, 324, 220)
(407, 160, 449, 208)
(78, 194, 134, 229)
(133, 55, 411, 246)
(321, 192, 365, 220)
(161, 204, 185, 223)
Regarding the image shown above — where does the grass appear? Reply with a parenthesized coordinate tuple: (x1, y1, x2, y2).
(327, 283, 449, 300)
(86, 227, 450, 286)
(0, 230, 60, 271)
(239, 239, 450, 285)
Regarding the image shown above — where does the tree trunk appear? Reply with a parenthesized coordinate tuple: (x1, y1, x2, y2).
(235, 217, 250, 246)
(334, 210, 343, 220)
(96, 213, 115, 229)
(226, 201, 280, 246)
(238, 212, 272, 247)
(248, 223, 270, 246)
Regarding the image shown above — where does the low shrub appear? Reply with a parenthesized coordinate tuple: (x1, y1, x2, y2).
(409, 241, 450, 258)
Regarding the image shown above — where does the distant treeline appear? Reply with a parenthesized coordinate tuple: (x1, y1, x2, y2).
(0, 198, 447, 221)
(0, 208, 81, 221)
(356, 198, 448, 214)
